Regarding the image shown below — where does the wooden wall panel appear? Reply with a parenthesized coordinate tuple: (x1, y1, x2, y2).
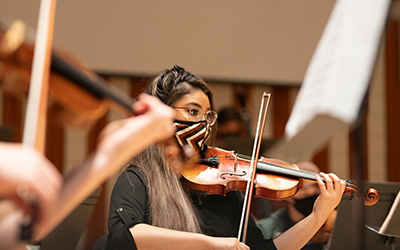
(130, 76, 151, 98)
(272, 86, 290, 138)
(312, 146, 329, 174)
(385, 19, 400, 182)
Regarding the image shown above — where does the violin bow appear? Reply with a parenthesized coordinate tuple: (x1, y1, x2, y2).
(21, 0, 57, 241)
(238, 92, 271, 242)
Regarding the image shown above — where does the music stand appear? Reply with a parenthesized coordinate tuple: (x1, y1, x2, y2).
(366, 188, 400, 250)
(328, 182, 400, 250)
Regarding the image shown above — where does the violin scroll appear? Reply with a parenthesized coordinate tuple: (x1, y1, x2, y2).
(344, 182, 379, 206)
(364, 188, 379, 206)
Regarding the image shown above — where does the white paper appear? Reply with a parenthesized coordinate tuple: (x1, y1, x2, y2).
(266, 0, 391, 162)
(286, 0, 391, 139)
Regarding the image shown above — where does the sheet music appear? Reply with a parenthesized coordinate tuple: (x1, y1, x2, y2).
(267, 0, 391, 161)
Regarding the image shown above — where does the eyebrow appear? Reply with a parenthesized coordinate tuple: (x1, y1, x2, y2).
(184, 102, 212, 110)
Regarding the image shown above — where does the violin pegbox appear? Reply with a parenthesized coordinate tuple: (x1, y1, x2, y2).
(343, 180, 379, 206)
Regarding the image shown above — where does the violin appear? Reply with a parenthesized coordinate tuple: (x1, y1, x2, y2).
(182, 147, 379, 206)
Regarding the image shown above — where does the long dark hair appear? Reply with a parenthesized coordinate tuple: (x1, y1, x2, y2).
(128, 65, 213, 233)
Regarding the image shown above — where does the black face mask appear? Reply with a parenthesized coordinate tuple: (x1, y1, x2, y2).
(293, 195, 319, 217)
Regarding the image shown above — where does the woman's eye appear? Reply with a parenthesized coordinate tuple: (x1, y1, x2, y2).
(188, 108, 199, 116)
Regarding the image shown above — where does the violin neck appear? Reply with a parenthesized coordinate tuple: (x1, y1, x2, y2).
(51, 53, 135, 113)
(256, 161, 319, 182)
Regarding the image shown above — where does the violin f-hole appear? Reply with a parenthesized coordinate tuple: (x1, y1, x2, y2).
(220, 171, 247, 180)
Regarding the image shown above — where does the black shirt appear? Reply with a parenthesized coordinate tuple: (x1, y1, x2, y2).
(107, 166, 277, 250)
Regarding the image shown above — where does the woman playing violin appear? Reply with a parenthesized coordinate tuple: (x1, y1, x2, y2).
(106, 65, 346, 250)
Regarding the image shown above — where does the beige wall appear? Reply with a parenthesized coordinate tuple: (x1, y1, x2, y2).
(0, 0, 336, 83)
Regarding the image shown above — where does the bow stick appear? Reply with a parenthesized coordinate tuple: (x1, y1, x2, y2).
(238, 92, 271, 242)
(20, 0, 57, 241)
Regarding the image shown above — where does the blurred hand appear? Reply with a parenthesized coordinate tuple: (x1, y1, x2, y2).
(132, 93, 176, 142)
(99, 93, 175, 148)
(0, 143, 62, 225)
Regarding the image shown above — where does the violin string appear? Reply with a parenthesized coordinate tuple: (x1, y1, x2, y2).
(216, 158, 319, 181)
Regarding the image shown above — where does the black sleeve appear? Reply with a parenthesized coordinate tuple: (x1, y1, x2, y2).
(234, 192, 278, 250)
(196, 190, 277, 250)
(107, 168, 149, 250)
(246, 214, 278, 250)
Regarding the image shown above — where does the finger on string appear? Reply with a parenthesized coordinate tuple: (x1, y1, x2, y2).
(321, 172, 333, 192)
(315, 173, 327, 195)
(327, 173, 344, 193)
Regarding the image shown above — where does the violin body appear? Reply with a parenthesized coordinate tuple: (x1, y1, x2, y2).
(182, 147, 302, 200)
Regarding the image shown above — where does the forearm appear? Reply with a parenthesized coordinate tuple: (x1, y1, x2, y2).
(130, 224, 212, 250)
(34, 116, 162, 239)
(274, 173, 345, 250)
(273, 213, 324, 250)
(97, 115, 165, 163)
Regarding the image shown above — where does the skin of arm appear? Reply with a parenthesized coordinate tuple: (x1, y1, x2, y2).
(273, 173, 346, 250)
(130, 223, 249, 250)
